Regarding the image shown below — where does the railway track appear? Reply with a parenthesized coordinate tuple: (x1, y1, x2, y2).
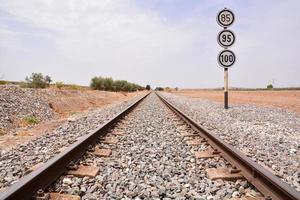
(0, 92, 299, 200)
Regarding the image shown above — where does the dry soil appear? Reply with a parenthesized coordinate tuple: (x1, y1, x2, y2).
(170, 89, 300, 114)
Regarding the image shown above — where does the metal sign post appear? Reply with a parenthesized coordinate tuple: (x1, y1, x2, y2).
(224, 68, 228, 109)
(217, 8, 235, 109)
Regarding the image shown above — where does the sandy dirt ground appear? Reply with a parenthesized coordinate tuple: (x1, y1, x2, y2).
(37, 88, 141, 117)
(170, 89, 300, 114)
(0, 88, 144, 150)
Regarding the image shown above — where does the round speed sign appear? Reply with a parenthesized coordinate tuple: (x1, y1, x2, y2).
(218, 29, 235, 48)
(218, 50, 236, 68)
(217, 9, 234, 27)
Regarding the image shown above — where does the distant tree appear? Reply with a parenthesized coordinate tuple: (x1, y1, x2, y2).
(155, 87, 164, 91)
(90, 77, 104, 90)
(146, 85, 151, 90)
(45, 75, 52, 84)
(25, 73, 51, 88)
(175, 87, 179, 91)
(90, 76, 143, 92)
(267, 84, 273, 89)
(103, 77, 113, 91)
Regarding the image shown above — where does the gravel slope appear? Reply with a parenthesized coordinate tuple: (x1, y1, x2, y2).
(0, 85, 55, 132)
(160, 92, 300, 191)
(49, 93, 260, 199)
(0, 94, 144, 189)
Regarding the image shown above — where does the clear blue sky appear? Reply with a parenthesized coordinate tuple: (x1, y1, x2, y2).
(0, 0, 299, 88)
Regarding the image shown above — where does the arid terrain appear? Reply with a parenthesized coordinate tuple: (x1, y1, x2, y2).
(0, 85, 144, 150)
(169, 89, 300, 114)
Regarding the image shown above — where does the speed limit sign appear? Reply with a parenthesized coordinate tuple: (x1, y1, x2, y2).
(217, 8, 234, 27)
(218, 49, 235, 68)
(218, 29, 235, 48)
(217, 8, 235, 109)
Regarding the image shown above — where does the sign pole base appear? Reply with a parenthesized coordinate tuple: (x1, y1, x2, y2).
(224, 91, 228, 109)
(224, 68, 229, 109)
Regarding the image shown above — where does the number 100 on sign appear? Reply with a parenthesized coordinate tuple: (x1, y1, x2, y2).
(218, 50, 235, 68)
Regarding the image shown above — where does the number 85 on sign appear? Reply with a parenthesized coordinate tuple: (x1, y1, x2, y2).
(217, 9, 234, 27)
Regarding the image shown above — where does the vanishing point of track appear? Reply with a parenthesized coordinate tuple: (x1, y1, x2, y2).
(0, 92, 299, 200)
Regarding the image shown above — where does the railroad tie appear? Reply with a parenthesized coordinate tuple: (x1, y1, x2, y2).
(206, 168, 244, 181)
(101, 137, 119, 144)
(93, 148, 112, 157)
(111, 131, 125, 136)
(228, 197, 265, 200)
(181, 132, 198, 137)
(49, 193, 80, 200)
(67, 165, 100, 178)
(186, 138, 205, 146)
(194, 150, 219, 159)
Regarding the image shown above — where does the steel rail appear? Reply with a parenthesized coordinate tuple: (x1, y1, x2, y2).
(156, 92, 300, 200)
(0, 92, 150, 200)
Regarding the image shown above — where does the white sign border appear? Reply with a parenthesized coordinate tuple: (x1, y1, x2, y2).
(216, 8, 235, 28)
(218, 49, 236, 68)
(217, 29, 236, 48)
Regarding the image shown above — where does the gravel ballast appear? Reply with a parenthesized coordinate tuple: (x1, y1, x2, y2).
(0, 85, 55, 132)
(160, 92, 300, 191)
(48, 93, 260, 199)
(0, 94, 144, 189)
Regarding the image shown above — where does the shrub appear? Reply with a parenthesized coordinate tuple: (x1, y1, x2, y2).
(267, 84, 273, 89)
(45, 75, 52, 84)
(113, 80, 128, 92)
(146, 85, 151, 90)
(165, 87, 171, 92)
(23, 116, 40, 125)
(25, 73, 51, 88)
(55, 82, 64, 89)
(65, 84, 82, 90)
(0, 80, 8, 85)
(155, 87, 164, 91)
(90, 76, 143, 92)
(103, 77, 114, 91)
(0, 128, 5, 136)
(90, 77, 105, 90)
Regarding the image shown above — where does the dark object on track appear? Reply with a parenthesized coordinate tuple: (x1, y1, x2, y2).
(0, 92, 150, 200)
(156, 92, 300, 200)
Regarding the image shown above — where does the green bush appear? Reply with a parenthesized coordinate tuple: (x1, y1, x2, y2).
(90, 76, 143, 92)
(90, 77, 105, 90)
(65, 84, 82, 90)
(24, 73, 52, 88)
(0, 128, 5, 136)
(155, 87, 164, 91)
(55, 82, 64, 89)
(267, 84, 273, 89)
(0, 80, 8, 85)
(103, 77, 114, 91)
(23, 116, 40, 125)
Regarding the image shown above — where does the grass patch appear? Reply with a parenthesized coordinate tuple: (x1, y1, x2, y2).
(23, 116, 40, 125)
(64, 84, 84, 90)
(0, 80, 8, 85)
(0, 128, 5, 136)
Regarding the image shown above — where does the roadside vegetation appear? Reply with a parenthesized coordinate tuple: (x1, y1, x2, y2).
(0, 128, 5, 136)
(2, 73, 298, 91)
(21, 73, 52, 88)
(267, 84, 273, 89)
(155, 87, 164, 91)
(90, 76, 144, 92)
(23, 116, 40, 125)
(146, 85, 151, 90)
